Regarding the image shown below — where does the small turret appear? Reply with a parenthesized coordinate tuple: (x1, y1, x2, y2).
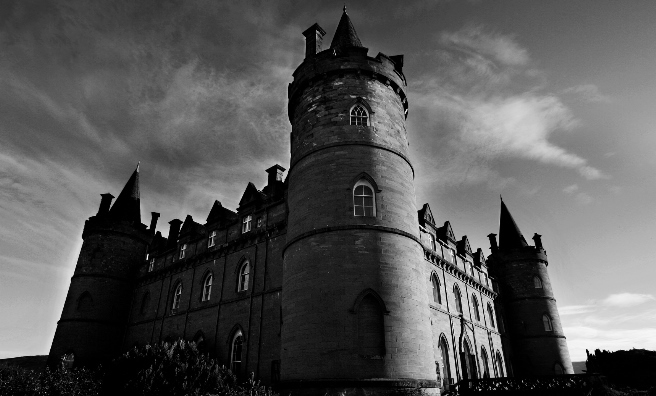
(329, 7, 363, 52)
(487, 199, 573, 377)
(109, 163, 141, 223)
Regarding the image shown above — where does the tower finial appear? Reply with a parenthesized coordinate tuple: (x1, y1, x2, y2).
(343, 4, 346, 13)
(136, 161, 140, 172)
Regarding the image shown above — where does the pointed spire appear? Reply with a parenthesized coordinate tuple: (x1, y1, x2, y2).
(329, 6, 363, 51)
(109, 163, 141, 224)
(498, 199, 528, 250)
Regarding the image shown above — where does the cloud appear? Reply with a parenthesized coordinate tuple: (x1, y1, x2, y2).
(411, 25, 605, 190)
(561, 84, 611, 103)
(602, 293, 656, 308)
(559, 305, 595, 316)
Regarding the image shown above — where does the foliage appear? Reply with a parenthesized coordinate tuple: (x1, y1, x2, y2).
(587, 348, 656, 391)
(0, 340, 276, 396)
(0, 361, 100, 396)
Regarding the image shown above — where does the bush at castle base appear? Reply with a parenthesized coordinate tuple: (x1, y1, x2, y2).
(0, 340, 276, 396)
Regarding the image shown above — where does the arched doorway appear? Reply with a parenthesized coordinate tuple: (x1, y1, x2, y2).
(461, 339, 477, 380)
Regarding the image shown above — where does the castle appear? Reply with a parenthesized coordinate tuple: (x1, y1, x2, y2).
(48, 9, 573, 395)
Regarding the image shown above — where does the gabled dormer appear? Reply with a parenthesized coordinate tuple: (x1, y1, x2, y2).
(237, 182, 265, 213)
(457, 235, 473, 258)
(436, 221, 456, 244)
(179, 215, 204, 240)
(206, 200, 238, 227)
(417, 203, 436, 228)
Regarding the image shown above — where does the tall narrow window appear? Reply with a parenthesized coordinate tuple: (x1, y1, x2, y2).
(534, 275, 543, 289)
(487, 303, 496, 328)
(453, 285, 463, 314)
(496, 351, 505, 377)
(172, 283, 182, 310)
(431, 274, 442, 304)
(148, 257, 155, 272)
(554, 363, 564, 375)
(238, 261, 250, 292)
(242, 215, 252, 233)
(439, 337, 451, 387)
(472, 294, 480, 321)
(231, 330, 243, 373)
(481, 347, 490, 378)
(353, 180, 375, 217)
(350, 104, 368, 126)
(543, 314, 553, 331)
(202, 274, 213, 301)
(179, 244, 187, 259)
(208, 231, 217, 247)
(357, 294, 385, 357)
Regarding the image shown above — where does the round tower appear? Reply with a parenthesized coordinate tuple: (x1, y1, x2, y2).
(281, 10, 437, 395)
(487, 199, 573, 376)
(48, 165, 153, 367)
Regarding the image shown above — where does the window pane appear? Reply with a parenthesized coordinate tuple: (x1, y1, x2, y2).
(364, 207, 374, 216)
(363, 197, 373, 207)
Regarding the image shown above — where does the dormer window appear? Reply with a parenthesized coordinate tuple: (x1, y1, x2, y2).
(242, 215, 252, 233)
(353, 179, 375, 217)
(257, 217, 263, 228)
(179, 244, 187, 259)
(148, 257, 155, 272)
(350, 104, 368, 126)
(428, 233, 436, 251)
(208, 231, 216, 248)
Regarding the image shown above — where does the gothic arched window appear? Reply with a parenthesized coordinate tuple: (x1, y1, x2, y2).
(353, 179, 375, 217)
(543, 314, 553, 331)
(472, 294, 480, 321)
(357, 294, 385, 357)
(172, 282, 182, 310)
(439, 336, 451, 387)
(554, 362, 564, 375)
(350, 104, 368, 126)
(487, 303, 496, 328)
(231, 330, 244, 374)
(496, 351, 505, 377)
(534, 275, 543, 289)
(453, 285, 463, 314)
(431, 274, 442, 304)
(202, 273, 213, 301)
(238, 261, 250, 292)
(481, 347, 490, 378)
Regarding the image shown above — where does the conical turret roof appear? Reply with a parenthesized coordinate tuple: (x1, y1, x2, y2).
(498, 198, 528, 250)
(109, 163, 141, 224)
(329, 7, 363, 51)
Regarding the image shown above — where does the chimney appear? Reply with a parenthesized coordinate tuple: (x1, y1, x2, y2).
(302, 23, 326, 59)
(266, 164, 286, 196)
(149, 212, 160, 232)
(97, 193, 114, 216)
(167, 219, 182, 246)
(487, 233, 498, 253)
(532, 233, 543, 250)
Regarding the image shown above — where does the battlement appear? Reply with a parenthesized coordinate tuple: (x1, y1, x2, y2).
(288, 49, 408, 122)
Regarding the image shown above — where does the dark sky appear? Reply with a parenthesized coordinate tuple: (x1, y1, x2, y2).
(2, 0, 656, 360)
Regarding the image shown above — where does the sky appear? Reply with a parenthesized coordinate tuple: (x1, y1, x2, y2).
(1, 0, 655, 363)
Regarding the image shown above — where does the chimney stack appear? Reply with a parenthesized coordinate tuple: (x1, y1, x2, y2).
(168, 219, 182, 246)
(149, 212, 160, 232)
(97, 193, 114, 216)
(532, 233, 543, 250)
(302, 23, 326, 59)
(488, 233, 498, 253)
(266, 164, 286, 196)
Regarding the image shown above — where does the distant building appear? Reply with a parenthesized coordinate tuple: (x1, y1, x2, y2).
(48, 9, 573, 395)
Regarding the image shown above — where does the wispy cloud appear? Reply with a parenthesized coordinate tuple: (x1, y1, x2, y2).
(411, 24, 605, 191)
(561, 84, 611, 103)
(602, 293, 655, 307)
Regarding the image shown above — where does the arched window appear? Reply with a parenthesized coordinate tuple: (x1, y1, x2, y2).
(496, 351, 505, 377)
(431, 274, 442, 304)
(439, 336, 451, 387)
(453, 285, 463, 314)
(140, 292, 150, 314)
(487, 303, 496, 328)
(77, 292, 93, 312)
(554, 363, 564, 375)
(202, 273, 213, 301)
(350, 104, 368, 126)
(472, 294, 480, 321)
(172, 283, 182, 310)
(543, 314, 553, 331)
(62, 352, 75, 369)
(481, 347, 490, 378)
(230, 330, 243, 374)
(357, 294, 386, 357)
(462, 339, 477, 380)
(534, 276, 543, 289)
(238, 261, 250, 292)
(353, 180, 375, 217)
